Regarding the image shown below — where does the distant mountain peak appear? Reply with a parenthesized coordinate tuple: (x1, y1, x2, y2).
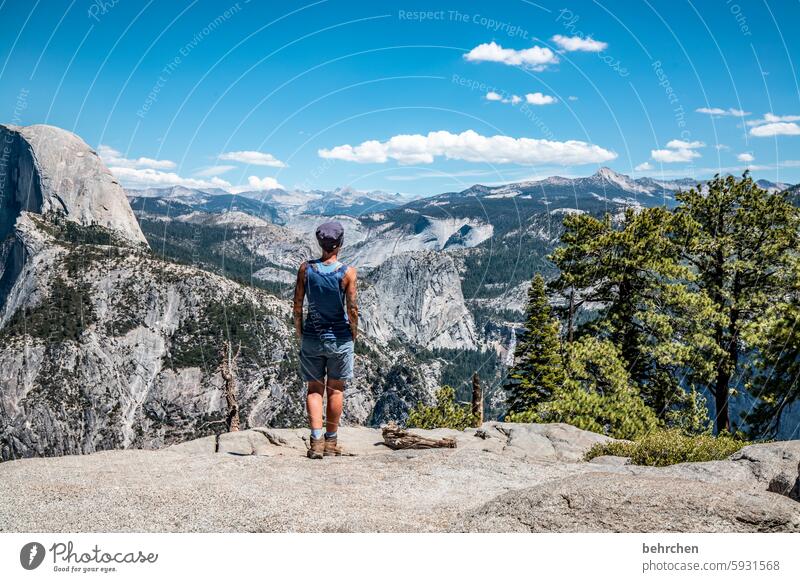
(593, 166, 625, 179)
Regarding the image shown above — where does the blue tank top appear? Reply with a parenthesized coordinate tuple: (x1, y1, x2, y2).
(303, 259, 352, 340)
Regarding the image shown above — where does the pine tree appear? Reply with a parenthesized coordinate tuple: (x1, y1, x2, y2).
(550, 207, 717, 421)
(548, 212, 611, 345)
(536, 336, 661, 440)
(674, 173, 799, 433)
(743, 255, 800, 438)
(504, 274, 565, 415)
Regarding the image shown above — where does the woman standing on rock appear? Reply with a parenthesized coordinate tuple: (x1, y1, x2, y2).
(293, 220, 359, 459)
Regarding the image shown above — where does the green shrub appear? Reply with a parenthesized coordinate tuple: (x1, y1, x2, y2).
(406, 386, 477, 431)
(505, 409, 540, 423)
(584, 429, 751, 467)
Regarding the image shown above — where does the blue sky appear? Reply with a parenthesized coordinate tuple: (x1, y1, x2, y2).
(1, 0, 799, 195)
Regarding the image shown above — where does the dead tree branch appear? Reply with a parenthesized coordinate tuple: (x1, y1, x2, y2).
(219, 339, 241, 432)
(381, 423, 457, 449)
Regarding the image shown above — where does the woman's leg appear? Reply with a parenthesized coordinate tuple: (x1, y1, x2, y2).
(306, 381, 325, 432)
(325, 380, 344, 434)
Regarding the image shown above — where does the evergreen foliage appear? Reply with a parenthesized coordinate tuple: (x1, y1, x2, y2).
(743, 256, 800, 437)
(520, 173, 799, 438)
(508, 337, 660, 440)
(504, 274, 565, 414)
(406, 386, 477, 430)
(550, 206, 720, 422)
(674, 173, 799, 433)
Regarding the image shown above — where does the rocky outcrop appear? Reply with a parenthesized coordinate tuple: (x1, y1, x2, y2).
(344, 215, 493, 270)
(360, 251, 478, 350)
(453, 472, 800, 533)
(183, 421, 615, 459)
(2, 424, 799, 533)
(730, 441, 800, 500)
(0, 124, 146, 245)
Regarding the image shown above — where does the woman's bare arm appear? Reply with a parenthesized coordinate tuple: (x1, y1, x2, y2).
(344, 266, 358, 341)
(293, 262, 306, 339)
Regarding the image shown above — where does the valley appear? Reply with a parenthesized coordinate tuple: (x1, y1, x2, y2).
(0, 122, 797, 460)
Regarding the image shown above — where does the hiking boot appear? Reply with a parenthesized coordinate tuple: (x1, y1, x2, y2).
(307, 437, 324, 459)
(324, 436, 342, 457)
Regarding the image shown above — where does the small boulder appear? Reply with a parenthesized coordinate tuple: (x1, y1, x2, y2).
(730, 441, 800, 500)
(216, 430, 273, 456)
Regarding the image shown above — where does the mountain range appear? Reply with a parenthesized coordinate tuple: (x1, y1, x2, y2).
(1, 122, 797, 459)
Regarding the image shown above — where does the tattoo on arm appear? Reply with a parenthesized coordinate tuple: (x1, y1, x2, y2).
(293, 262, 306, 339)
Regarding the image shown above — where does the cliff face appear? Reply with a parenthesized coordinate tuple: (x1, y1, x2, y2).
(0, 215, 439, 460)
(0, 124, 146, 245)
(0, 123, 147, 309)
(360, 251, 478, 350)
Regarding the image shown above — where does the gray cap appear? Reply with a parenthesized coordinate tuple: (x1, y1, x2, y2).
(315, 220, 344, 250)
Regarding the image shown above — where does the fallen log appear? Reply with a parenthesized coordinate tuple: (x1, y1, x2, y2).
(381, 424, 457, 450)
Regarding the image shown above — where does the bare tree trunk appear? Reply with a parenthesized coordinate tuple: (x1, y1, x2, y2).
(220, 340, 241, 432)
(471, 372, 483, 427)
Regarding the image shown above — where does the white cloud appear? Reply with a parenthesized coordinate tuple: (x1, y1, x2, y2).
(568, 95, 578, 101)
(318, 130, 617, 166)
(525, 92, 557, 105)
(551, 34, 608, 52)
(736, 153, 755, 163)
(651, 139, 704, 163)
(464, 41, 559, 70)
(665, 139, 705, 149)
(219, 150, 286, 167)
(750, 122, 800, 137)
(108, 166, 232, 190)
(486, 91, 525, 105)
(714, 144, 730, 151)
(635, 162, 653, 171)
(746, 113, 800, 127)
(97, 145, 176, 170)
(651, 149, 701, 163)
(695, 107, 750, 117)
(243, 176, 283, 190)
(106, 156, 283, 191)
(194, 165, 236, 177)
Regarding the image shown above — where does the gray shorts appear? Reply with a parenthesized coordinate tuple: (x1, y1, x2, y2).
(300, 335, 354, 383)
